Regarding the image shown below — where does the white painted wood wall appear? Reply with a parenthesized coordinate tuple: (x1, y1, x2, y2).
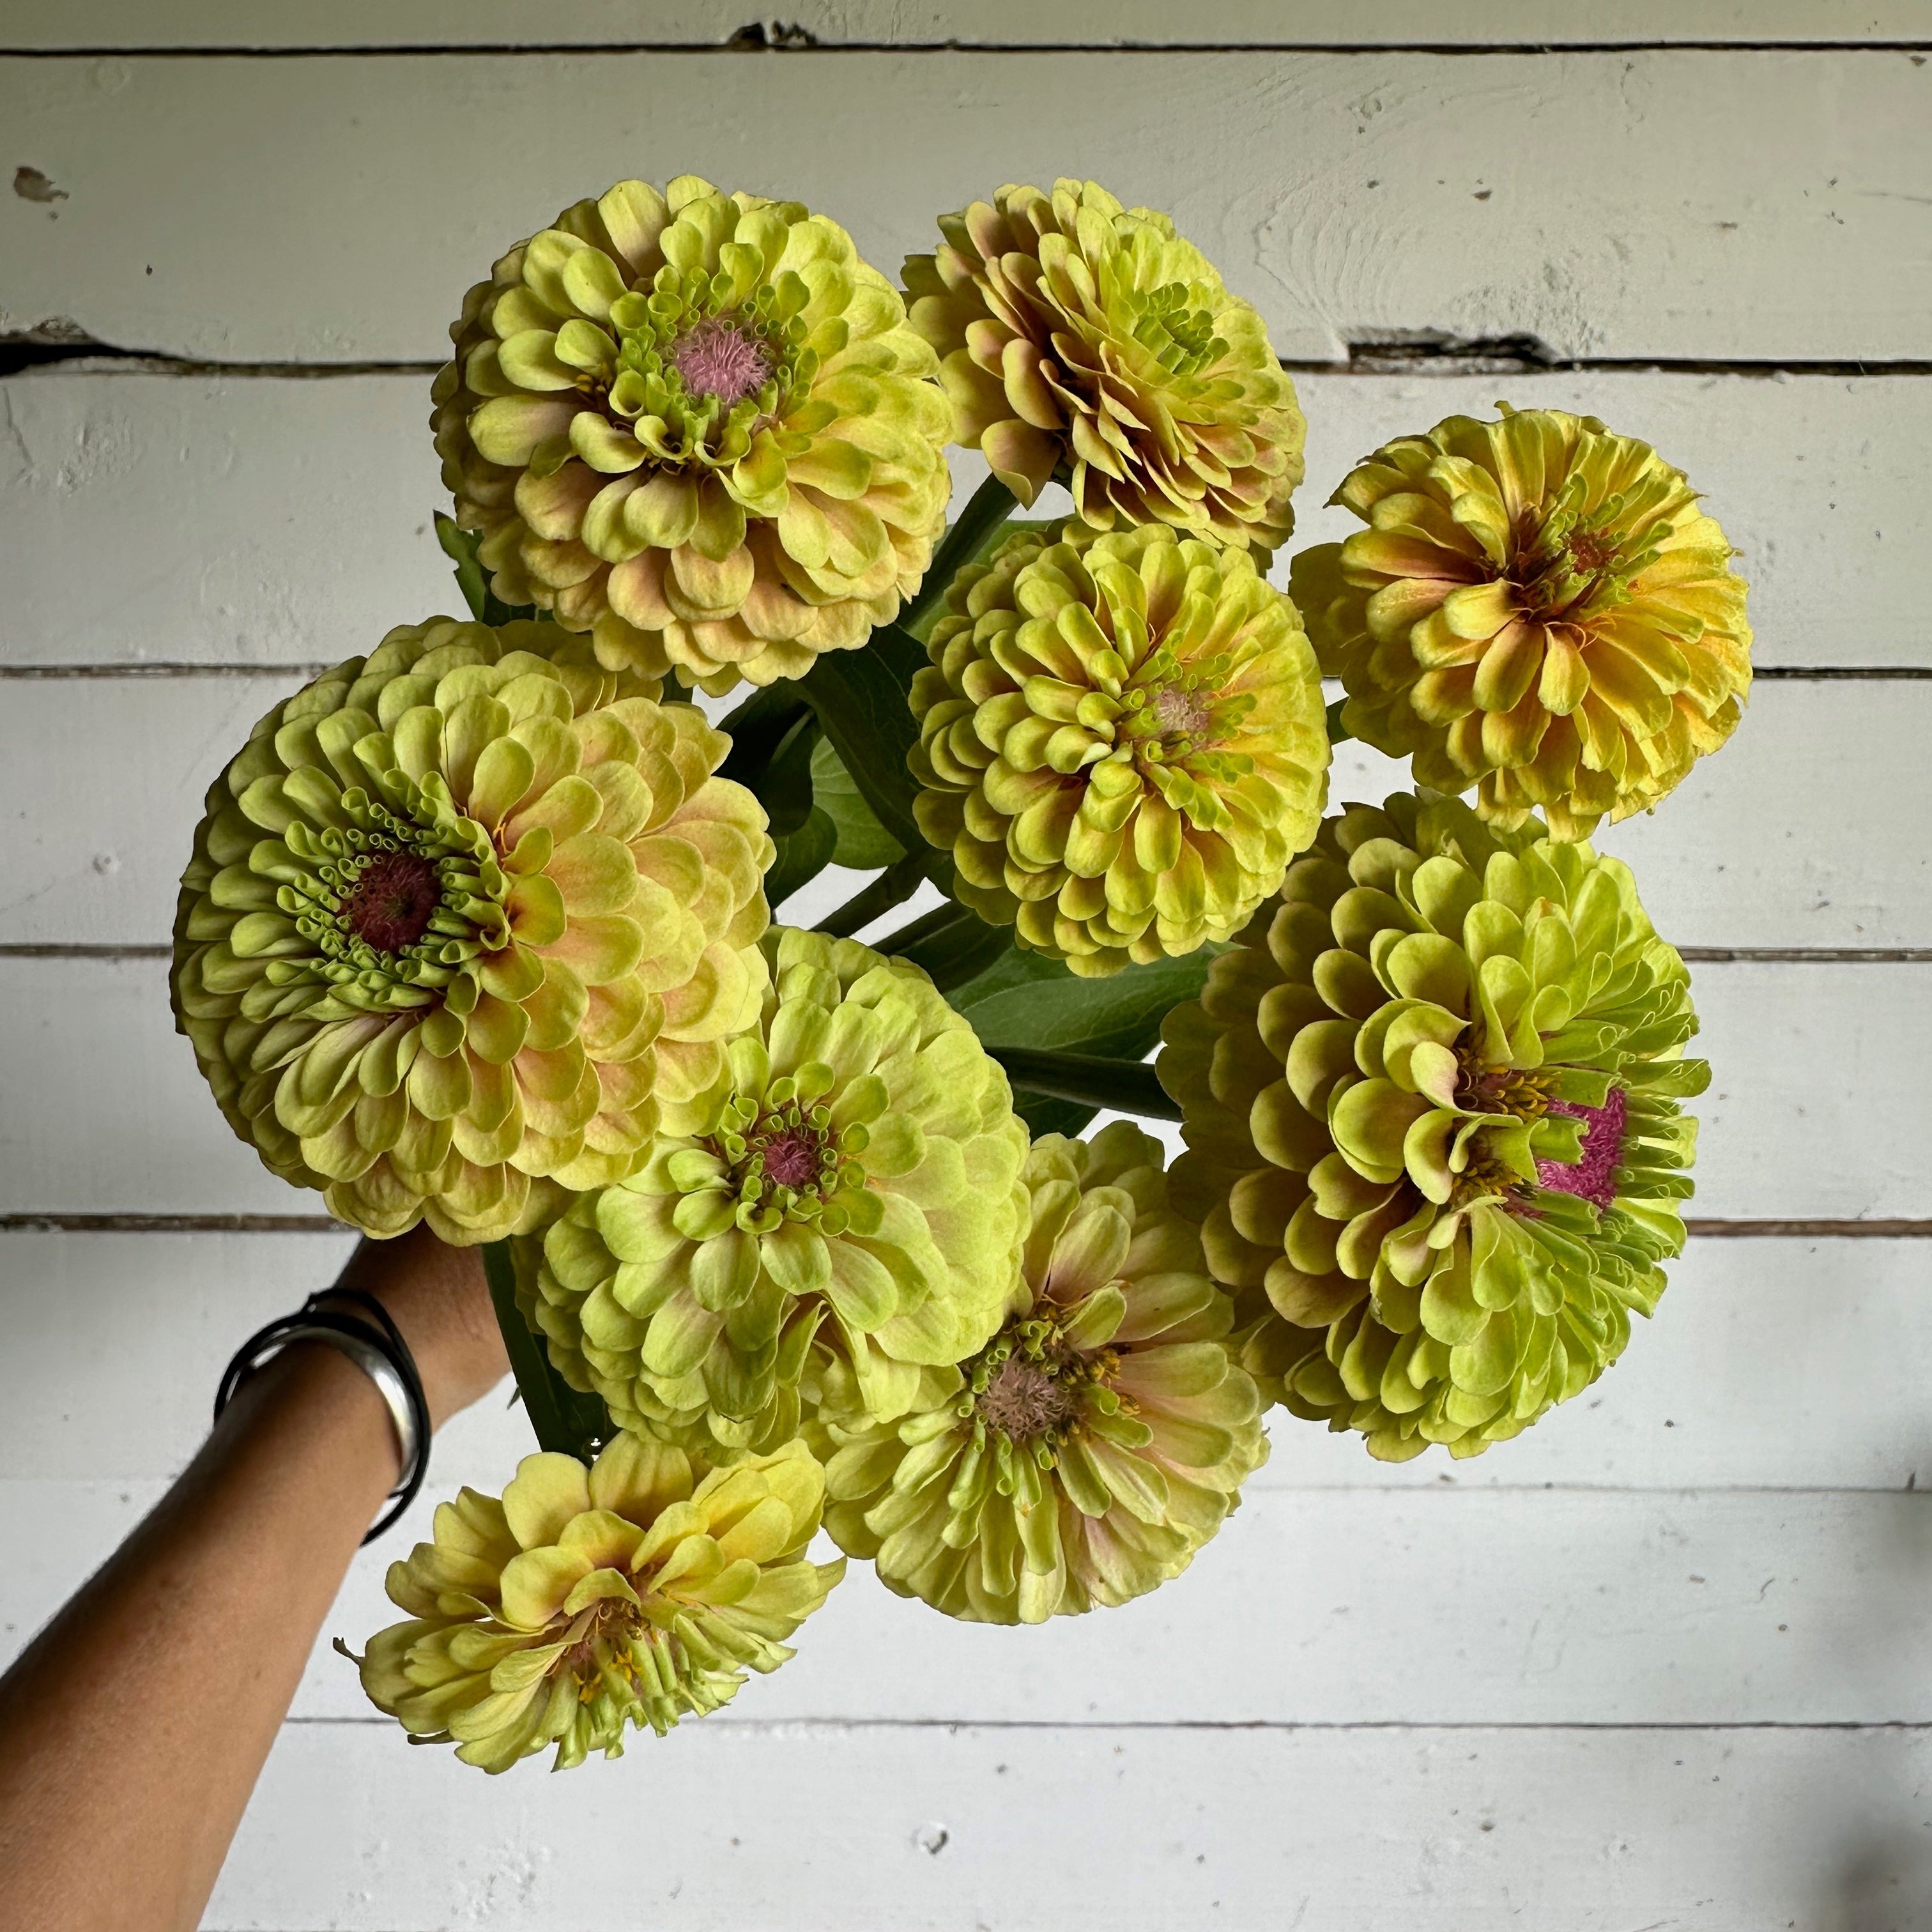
(3, 4, 1929, 1926)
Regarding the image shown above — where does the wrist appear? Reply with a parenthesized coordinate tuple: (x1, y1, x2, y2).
(321, 1227, 507, 1432)
(214, 1292, 431, 1542)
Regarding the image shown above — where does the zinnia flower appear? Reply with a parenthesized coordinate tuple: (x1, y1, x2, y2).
(172, 617, 770, 1243)
(433, 174, 953, 695)
(903, 178, 1305, 551)
(1157, 791, 1705, 1460)
(510, 926, 1031, 1457)
(909, 521, 1330, 976)
(813, 1122, 1268, 1622)
(1290, 404, 1751, 839)
(346, 1434, 843, 1772)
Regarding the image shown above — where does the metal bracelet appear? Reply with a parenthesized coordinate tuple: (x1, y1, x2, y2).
(250, 1322, 424, 1497)
(214, 1298, 433, 1544)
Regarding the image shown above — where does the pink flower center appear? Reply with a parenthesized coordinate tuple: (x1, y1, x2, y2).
(668, 318, 772, 407)
(1153, 685, 1213, 737)
(976, 1356, 1076, 1441)
(339, 850, 440, 953)
(1534, 1085, 1627, 1211)
(760, 1128, 821, 1190)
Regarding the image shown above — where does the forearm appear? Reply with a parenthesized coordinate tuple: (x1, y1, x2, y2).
(0, 1229, 505, 1932)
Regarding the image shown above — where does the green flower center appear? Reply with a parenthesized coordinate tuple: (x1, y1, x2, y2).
(1133, 280, 1225, 379)
(1151, 684, 1213, 738)
(1120, 652, 1257, 792)
(1509, 467, 1675, 622)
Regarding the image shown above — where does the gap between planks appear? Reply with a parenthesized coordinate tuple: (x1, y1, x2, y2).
(4, 39, 1931, 58)
(0, 667, 1925, 685)
(6, 944, 1929, 964)
(9, 348, 1932, 380)
(272, 1713, 1932, 1733)
(5, 1213, 1930, 1238)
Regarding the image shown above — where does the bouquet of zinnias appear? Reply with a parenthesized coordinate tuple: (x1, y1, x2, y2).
(171, 174, 1747, 1772)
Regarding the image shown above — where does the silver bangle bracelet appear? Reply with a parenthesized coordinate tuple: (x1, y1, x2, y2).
(215, 1289, 433, 1543)
(267, 1322, 425, 1494)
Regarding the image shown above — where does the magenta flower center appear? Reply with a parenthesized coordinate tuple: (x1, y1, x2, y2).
(668, 318, 772, 407)
(760, 1128, 822, 1190)
(1535, 1085, 1627, 1211)
(339, 850, 440, 953)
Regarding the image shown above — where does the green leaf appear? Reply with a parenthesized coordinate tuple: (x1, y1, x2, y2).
(482, 1239, 610, 1460)
(799, 627, 928, 855)
(986, 1047, 1181, 1123)
(717, 680, 809, 789)
(434, 512, 544, 627)
(1326, 694, 1353, 746)
(766, 806, 838, 910)
(811, 736, 905, 870)
(762, 711, 822, 838)
(949, 944, 1219, 1061)
(946, 937, 1219, 1130)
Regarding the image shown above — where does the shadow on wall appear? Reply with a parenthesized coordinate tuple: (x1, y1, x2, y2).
(1816, 1476, 1932, 1929)
(1825, 1827, 1932, 1932)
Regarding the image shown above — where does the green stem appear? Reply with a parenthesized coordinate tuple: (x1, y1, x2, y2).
(815, 850, 930, 939)
(900, 473, 1020, 633)
(872, 898, 959, 954)
(481, 1239, 610, 1462)
(873, 900, 1018, 993)
(986, 1047, 1183, 1123)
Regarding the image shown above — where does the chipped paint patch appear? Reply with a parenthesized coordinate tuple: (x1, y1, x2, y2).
(12, 167, 66, 204)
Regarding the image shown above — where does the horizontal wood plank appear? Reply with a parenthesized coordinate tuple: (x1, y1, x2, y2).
(9, 1, 1928, 52)
(3, 368, 1919, 671)
(4, 668, 1919, 950)
(191, 1721, 1932, 1930)
(6, 1475, 1929, 1728)
(0, 954, 1919, 1220)
(4, 1230, 1923, 1492)
(3, 52, 1928, 362)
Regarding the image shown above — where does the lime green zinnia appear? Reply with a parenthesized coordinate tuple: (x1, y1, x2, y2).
(1291, 404, 1752, 839)
(511, 926, 1031, 1459)
(346, 1434, 843, 1772)
(172, 617, 770, 1243)
(1157, 790, 1705, 1460)
(903, 178, 1305, 551)
(909, 521, 1330, 976)
(813, 1123, 1267, 1623)
(434, 174, 953, 695)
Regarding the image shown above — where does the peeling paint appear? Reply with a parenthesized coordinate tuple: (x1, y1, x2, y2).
(12, 165, 66, 204)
